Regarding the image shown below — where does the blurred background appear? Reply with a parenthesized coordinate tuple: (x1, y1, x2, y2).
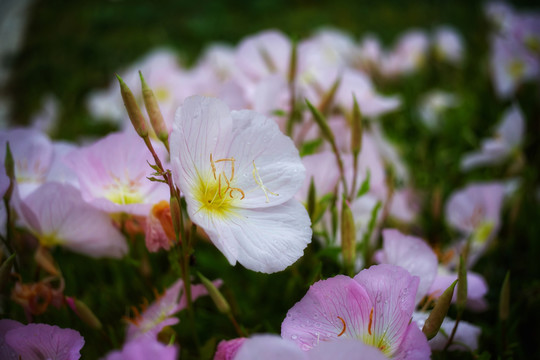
(1, 0, 540, 358)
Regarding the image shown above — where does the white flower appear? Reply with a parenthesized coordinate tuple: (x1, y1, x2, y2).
(170, 96, 312, 273)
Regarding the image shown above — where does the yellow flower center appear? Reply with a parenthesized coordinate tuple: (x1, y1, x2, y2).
(104, 174, 144, 205)
(194, 155, 245, 219)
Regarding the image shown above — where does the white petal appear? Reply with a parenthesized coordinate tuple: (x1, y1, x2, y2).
(209, 199, 312, 273)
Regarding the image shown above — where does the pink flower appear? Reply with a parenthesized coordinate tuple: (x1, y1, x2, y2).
(0, 320, 84, 360)
(281, 264, 430, 359)
(126, 278, 221, 341)
(18, 182, 128, 258)
(214, 337, 247, 360)
(445, 182, 505, 266)
(461, 104, 525, 171)
(222, 335, 388, 360)
(374, 229, 438, 305)
(433, 26, 464, 64)
(65, 132, 169, 216)
(103, 337, 177, 360)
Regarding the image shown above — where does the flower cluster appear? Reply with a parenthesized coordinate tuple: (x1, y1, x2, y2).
(0, 1, 538, 358)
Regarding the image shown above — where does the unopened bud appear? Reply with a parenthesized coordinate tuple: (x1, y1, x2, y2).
(139, 72, 169, 146)
(341, 200, 356, 276)
(456, 255, 468, 315)
(116, 74, 149, 138)
(4, 142, 14, 180)
(351, 95, 363, 157)
(306, 99, 336, 145)
(198, 271, 230, 315)
(307, 177, 316, 221)
(499, 271, 510, 322)
(170, 195, 182, 242)
(288, 40, 297, 84)
(422, 280, 457, 340)
(67, 297, 102, 329)
(318, 77, 340, 115)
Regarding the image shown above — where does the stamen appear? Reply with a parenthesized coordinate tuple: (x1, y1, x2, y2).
(210, 154, 217, 180)
(252, 161, 279, 203)
(229, 187, 245, 199)
(368, 308, 374, 335)
(337, 316, 347, 337)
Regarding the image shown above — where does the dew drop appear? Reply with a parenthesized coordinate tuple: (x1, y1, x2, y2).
(291, 335, 298, 340)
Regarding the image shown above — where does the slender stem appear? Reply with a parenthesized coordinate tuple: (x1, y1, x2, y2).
(443, 312, 461, 351)
(228, 312, 246, 337)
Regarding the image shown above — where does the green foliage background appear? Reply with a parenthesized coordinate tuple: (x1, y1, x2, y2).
(2, 0, 540, 359)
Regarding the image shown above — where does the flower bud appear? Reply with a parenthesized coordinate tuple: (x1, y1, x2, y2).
(197, 271, 230, 315)
(499, 271, 510, 322)
(67, 297, 102, 330)
(341, 200, 356, 276)
(139, 71, 169, 146)
(318, 77, 340, 115)
(170, 195, 182, 243)
(306, 99, 335, 145)
(307, 177, 316, 221)
(422, 279, 457, 340)
(116, 74, 149, 138)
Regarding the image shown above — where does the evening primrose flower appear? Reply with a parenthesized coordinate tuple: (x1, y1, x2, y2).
(0, 320, 84, 360)
(282, 264, 430, 359)
(170, 96, 311, 273)
(65, 132, 169, 216)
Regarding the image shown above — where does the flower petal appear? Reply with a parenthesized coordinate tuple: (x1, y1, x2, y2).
(282, 275, 372, 351)
(208, 199, 312, 273)
(354, 264, 419, 357)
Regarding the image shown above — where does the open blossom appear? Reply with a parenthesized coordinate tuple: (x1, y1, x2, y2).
(17, 182, 128, 258)
(0, 127, 78, 200)
(432, 26, 464, 64)
(461, 104, 525, 171)
(103, 337, 177, 360)
(282, 264, 430, 359)
(65, 131, 169, 216)
(0, 320, 84, 360)
(126, 278, 221, 341)
(218, 335, 388, 360)
(445, 182, 505, 266)
(170, 96, 311, 273)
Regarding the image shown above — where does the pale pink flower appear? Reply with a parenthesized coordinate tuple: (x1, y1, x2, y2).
(428, 271, 488, 311)
(388, 188, 420, 223)
(65, 132, 169, 216)
(433, 26, 465, 64)
(413, 312, 481, 351)
(353, 34, 383, 73)
(103, 338, 177, 360)
(234, 30, 291, 84)
(226, 335, 388, 360)
(17, 182, 128, 258)
(417, 90, 459, 130)
(282, 264, 430, 359)
(380, 30, 429, 77)
(87, 48, 186, 130)
(297, 28, 356, 72)
(170, 96, 311, 273)
(461, 104, 525, 170)
(0, 320, 84, 360)
(445, 182, 505, 266)
(0, 128, 78, 200)
(126, 278, 221, 341)
(215, 337, 247, 360)
(374, 229, 438, 305)
(489, 35, 539, 99)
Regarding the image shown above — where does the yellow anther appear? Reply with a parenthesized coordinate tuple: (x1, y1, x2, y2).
(368, 307, 374, 336)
